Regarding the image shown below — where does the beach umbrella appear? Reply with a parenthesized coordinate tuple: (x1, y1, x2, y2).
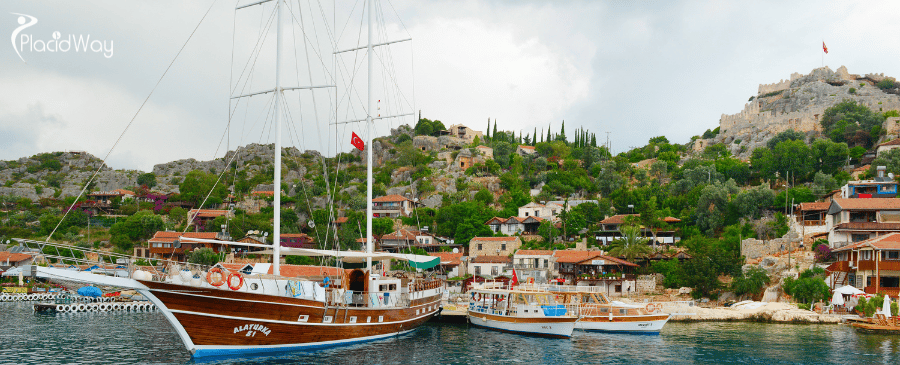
(831, 291, 845, 306)
(834, 285, 865, 295)
(883, 295, 892, 316)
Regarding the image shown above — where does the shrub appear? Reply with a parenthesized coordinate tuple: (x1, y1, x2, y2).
(731, 266, 770, 297)
(877, 79, 896, 90)
(849, 87, 856, 94)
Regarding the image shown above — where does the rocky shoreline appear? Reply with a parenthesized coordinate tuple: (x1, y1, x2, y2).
(663, 302, 841, 324)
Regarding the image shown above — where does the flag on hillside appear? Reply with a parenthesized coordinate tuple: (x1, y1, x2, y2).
(351, 132, 365, 151)
(511, 269, 519, 288)
(823, 42, 828, 54)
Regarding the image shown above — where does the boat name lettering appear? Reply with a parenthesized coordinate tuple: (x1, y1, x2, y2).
(233, 323, 271, 337)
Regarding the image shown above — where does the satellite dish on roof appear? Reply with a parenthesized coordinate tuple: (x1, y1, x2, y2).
(452, 248, 459, 253)
(308, 220, 315, 228)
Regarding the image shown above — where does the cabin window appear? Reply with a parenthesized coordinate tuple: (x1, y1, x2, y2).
(619, 309, 627, 315)
(861, 251, 873, 260)
(323, 316, 333, 323)
(600, 307, 608, 313)
(297, 315, 309, 322)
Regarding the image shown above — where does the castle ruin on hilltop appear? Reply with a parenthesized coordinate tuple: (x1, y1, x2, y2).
(694, 66, 900, 158)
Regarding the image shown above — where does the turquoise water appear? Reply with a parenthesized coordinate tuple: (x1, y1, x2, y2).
(2, 301, 899, 364)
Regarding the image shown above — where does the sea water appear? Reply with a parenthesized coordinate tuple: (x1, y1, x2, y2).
(2, 301, 898, 364)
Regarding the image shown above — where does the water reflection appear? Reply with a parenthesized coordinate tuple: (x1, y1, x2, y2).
(3, 302, 899, 365)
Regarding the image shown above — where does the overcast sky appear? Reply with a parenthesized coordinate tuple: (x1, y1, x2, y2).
(3, 0, 900, 172)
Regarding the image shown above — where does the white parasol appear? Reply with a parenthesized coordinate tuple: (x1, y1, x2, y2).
(833, 285, 865, 295)
(831, 290, 845, 306)
(882, 295, 892, 316)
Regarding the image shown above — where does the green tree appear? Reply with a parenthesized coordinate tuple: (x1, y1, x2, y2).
(474, 189, 494, 205)
(869, 148, 900, 177)
(731, 266, 770, 298)
(187, 247, 220, 267)
(783, 268, 830, 306)
(820, 100, 885, 148)
(179, 170, 228, 207)
(766, 129, 806, 149)
(731, 184, 775, 220)
(607, 225, 652, 262)
(136, 173, 157, 188)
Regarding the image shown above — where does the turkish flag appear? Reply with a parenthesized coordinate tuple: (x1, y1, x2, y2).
(511, 269, 519, 288)
(351, 132, 365, 151)
(823, 42, 828, 54)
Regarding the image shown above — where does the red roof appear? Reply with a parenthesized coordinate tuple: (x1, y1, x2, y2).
(333, 217, 349, 224)
(879, 139, 900, 147)
(515, 250, 554, 256)
(575, 254, 639, 267)
(149, 231, 219, 243)
(518, 145, 535, 150)
(554, 250, 604, 263)
(485, 217, 507, 224)
(188, 209, 229, 218)
(382, 229, 429, 241)
(430, 252, 463, 266)
(469, 236, 519, 242)
(0, 252, 32, 263)
(372, 194, 412, 203)
(601, 214, 680, 224)
(830, 198, 900, 211)
(471, 255, 511, 264)
(266, 265, 346, 277)
(833, 232, 900, 252)
(798, 202, 829, 211)
(113, 189, 136, 196)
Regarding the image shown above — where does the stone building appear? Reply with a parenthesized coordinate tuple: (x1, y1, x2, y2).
(469, 236, 522, 257)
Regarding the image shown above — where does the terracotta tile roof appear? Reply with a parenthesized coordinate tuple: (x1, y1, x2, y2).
(281, 233, 312, 238)
(333, 217, 349, 224)
(381, 229, 425, 241)
(149, 231, 219, 243)
(471, 255, 511, 264)
(514, 250, 554, 256)
(798, 202, 830, 211)
(833, 232, 900, 252)
(251, 191, 275, 196)
(485, 217, 507, 224)
(0, 252, 32, 263)
(518, 145, 535, 150)
(265, 265, 346, 277)
(830, 198, 900, 211)
(372, 194, 412, 203)
(188, 209, 230, 218)
(575, 254, 639, 267)
(553, 250, 604, 263)
(469, 236, 519, 242)
(113, 189, 136, 196)
(430, 252, 462, 265)
(879, 139, 900, 147)
(600, 214, 680, 225)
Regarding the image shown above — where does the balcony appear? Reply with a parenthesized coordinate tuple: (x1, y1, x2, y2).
(864, 286, 900, 296)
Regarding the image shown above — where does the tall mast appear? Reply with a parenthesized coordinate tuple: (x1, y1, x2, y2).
(273, 0, 283, 276)
(365, 0, 374, 271)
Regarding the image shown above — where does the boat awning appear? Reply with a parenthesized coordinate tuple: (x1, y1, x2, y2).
(181, 237, 440, 269)
(264, 248, 440, 269)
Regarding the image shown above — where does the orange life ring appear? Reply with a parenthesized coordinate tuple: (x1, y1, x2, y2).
(206, 268, 226, 287)
(645, 303, 659, 313)
(227, 272, 244, 291)
(528, 277, 535, 284)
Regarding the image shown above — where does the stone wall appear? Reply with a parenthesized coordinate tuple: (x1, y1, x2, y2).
(740, 231, 801, 261)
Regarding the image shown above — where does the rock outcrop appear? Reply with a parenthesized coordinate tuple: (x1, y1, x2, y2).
(695, 66, 900, 158)
(665, 301, 840, 323)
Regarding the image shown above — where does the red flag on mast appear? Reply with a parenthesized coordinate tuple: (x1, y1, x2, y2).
(822, 42, 828, 54)
(351, 132, 365, 151)
(511, 269, 519, 288)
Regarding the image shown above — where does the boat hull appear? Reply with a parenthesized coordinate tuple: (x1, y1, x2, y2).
(575, 314, 670, 333)
(467, 312, 576, 338)
(139, 280, 441, 357)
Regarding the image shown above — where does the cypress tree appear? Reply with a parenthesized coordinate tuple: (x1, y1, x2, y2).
(540, 129, 544, 143)
(492, 119, 498, 139)
(591, 133, 597, 147)
(560, 120, 566, 142)
(486, 118, 491, 140)
(547, 124, 551, 142)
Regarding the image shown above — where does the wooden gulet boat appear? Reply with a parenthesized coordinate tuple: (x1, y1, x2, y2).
(19, 0, 442, 358)
(467, 284, 577, 338)
(553, 290, 670, 333)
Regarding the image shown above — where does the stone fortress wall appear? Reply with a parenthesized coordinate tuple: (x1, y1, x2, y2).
(696, 66, 900, 157)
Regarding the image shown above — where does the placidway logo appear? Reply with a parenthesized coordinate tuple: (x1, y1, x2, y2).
(11, 13, 113, 63)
